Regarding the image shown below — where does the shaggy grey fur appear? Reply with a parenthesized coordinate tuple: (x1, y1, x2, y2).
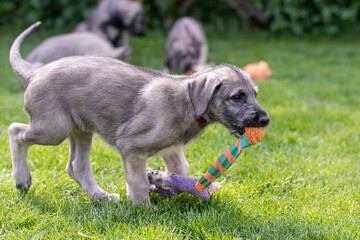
(165, 17, 208, 73)
(9, 22, 269, 205)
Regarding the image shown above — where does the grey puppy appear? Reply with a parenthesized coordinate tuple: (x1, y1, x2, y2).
(165, 17, 208, 73)
(26, 32, 129, 72)
(76, 0, 145, 56)
(9, 23, 269, 205)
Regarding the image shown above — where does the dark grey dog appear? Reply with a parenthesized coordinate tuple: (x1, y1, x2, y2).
(165, 17, 208, 73)
(75, 0, 145, 57)
(26, 32, 129, 71)
(9, 23, 269, 205)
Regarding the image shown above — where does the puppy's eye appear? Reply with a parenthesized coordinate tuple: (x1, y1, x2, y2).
(231, 93, 244, 101)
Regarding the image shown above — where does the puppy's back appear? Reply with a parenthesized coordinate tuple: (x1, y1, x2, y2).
(26, 32, 117, 65)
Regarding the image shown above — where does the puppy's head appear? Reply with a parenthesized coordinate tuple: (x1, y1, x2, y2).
(188, 65, 270, 136)
(170, 40, 200, 73)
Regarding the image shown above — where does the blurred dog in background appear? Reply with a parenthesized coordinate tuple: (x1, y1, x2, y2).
(75, 0, 146, 58)
(26, 32, 129, 72)
(165, 17, 208, 74)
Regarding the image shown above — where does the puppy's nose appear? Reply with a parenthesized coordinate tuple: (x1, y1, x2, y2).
(258, 115, 270, 126)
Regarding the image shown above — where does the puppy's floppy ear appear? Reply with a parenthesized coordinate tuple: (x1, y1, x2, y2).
(188, 73, 222, 118)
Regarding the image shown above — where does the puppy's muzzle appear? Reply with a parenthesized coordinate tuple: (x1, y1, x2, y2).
(244, 112, 270, 128)
(256, 113, 270, 127)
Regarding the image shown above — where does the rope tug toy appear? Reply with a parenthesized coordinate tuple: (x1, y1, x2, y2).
(148, 127, 265, 201)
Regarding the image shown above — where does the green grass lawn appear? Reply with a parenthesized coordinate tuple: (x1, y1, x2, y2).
(0, 25, 359, 239)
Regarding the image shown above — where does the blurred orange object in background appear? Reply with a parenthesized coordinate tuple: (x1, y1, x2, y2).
(243, 60, 273, 81)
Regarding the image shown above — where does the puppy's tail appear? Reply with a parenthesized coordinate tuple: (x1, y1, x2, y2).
(9, 21, 41, 90)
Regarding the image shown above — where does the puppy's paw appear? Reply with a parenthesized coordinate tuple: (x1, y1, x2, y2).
(146, 168, 167, 187)
(15, 174, 32, 192)
(93, 191, 119, 202)
(107, 193, 120, 202)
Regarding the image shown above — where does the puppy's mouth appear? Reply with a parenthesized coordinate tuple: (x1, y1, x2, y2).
(231, 120, 269, 138)
(230, 127, 245, 138)
(224, 114, 270, 138)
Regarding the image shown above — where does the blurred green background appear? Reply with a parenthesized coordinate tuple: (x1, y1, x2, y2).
(1, 0, 360, 35)
(0, 1, 360, 239)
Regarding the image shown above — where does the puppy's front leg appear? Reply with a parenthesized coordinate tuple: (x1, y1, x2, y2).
(122, 155, 150, 205)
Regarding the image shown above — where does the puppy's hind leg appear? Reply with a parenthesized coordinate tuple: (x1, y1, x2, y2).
(8, 123, 33, 191)
(66, 128, 119, 201)
(8, 117, 71, 192)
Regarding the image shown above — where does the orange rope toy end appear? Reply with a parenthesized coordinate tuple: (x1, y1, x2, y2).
(245, 127, 266, 145)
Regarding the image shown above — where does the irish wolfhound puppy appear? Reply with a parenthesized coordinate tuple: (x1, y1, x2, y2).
(165, 17, 208, 73)
(9, 23, 269, 205)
